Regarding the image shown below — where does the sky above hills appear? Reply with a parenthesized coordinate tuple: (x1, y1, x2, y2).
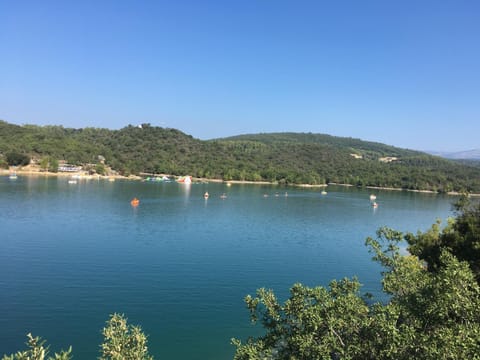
(1, 1, 479, 152)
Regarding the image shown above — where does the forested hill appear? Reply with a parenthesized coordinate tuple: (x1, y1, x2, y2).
(221, 132, 422, 157)
(1, 120, 480, 193)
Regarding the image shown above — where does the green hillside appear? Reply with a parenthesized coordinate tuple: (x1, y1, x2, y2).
(1, 120, 480, 192)
(222, 132, 421, 157)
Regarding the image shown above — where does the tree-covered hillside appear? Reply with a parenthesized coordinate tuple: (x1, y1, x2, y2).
(209, 134, 480, 192)
(1, 120, 480, 192)
(222, 132, 421, 157)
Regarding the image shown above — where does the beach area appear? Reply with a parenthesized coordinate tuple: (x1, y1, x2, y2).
(1, 165, 135, 180)
(2, 165, 478, 196)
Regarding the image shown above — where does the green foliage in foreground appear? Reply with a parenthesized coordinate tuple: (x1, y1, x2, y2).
(2, 314, 153, 360)
(1, 333, 72, 360)
(232, 199, 480, 359)
(406, 196, 480, 282)
(233, 253, 480, 359)
(100, 313, 153, 360)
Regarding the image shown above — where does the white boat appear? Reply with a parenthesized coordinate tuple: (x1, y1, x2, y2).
(370, 194, 377, 201)
(68, 179, 77, 184)
(321, 190, 327, 195)
(9, 172, 18, 180)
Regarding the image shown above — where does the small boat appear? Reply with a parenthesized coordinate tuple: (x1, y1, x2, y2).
(370, 194, 377, 201)
(177, 175, 192, 184)
(372, 201, 378, 208)
(68, 179, 77, 184)
(9, 172, 17, 180)
(204, 192, 209, 199)
(145, 175, 170, 182)
(321, 190, 327, 195)
(130, 197, 140, 207)
(220, 193, 227, 199)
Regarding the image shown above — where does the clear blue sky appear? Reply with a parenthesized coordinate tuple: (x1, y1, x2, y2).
(1, 0, 479, 152)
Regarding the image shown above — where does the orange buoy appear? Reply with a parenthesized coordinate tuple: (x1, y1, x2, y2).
(130, 197, 140, 207)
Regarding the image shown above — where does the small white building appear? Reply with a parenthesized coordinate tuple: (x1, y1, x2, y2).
(58, 164, 82, 172)
(379, 157, 398, 163)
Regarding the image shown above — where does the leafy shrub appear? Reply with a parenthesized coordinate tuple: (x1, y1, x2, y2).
(6, 152, 30, 166)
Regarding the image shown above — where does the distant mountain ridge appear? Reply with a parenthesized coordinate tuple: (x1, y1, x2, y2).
(427, 149, 480, 160)
(1, 120, 480, 192)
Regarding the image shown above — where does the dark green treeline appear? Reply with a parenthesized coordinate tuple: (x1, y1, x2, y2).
(1, 120, 480, 192)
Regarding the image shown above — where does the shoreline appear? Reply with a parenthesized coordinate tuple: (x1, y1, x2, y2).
(364, 185, 480, 197)
(2, 168, 479, 196)
(1, 167, 139, 181)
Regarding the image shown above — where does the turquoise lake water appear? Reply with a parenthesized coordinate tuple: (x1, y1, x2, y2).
(0, 176, 455, 359)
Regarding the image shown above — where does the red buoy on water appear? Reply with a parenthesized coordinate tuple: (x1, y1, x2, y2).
(131, 197, 140, 207)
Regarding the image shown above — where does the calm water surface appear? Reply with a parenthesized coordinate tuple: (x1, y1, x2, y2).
(0, 177, 455, 359)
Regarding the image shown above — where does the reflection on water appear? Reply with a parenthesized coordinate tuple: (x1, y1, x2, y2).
(179, 182, 191, 201)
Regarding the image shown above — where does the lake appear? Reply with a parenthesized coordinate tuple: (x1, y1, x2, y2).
(0, 176, 455, 359)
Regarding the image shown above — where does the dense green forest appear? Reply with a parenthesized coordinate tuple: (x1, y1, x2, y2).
(4, 197, 480, 359)
(1, 120, 480, 192)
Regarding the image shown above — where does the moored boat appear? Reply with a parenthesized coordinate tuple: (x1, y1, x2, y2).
(177, 175, 192, 184)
